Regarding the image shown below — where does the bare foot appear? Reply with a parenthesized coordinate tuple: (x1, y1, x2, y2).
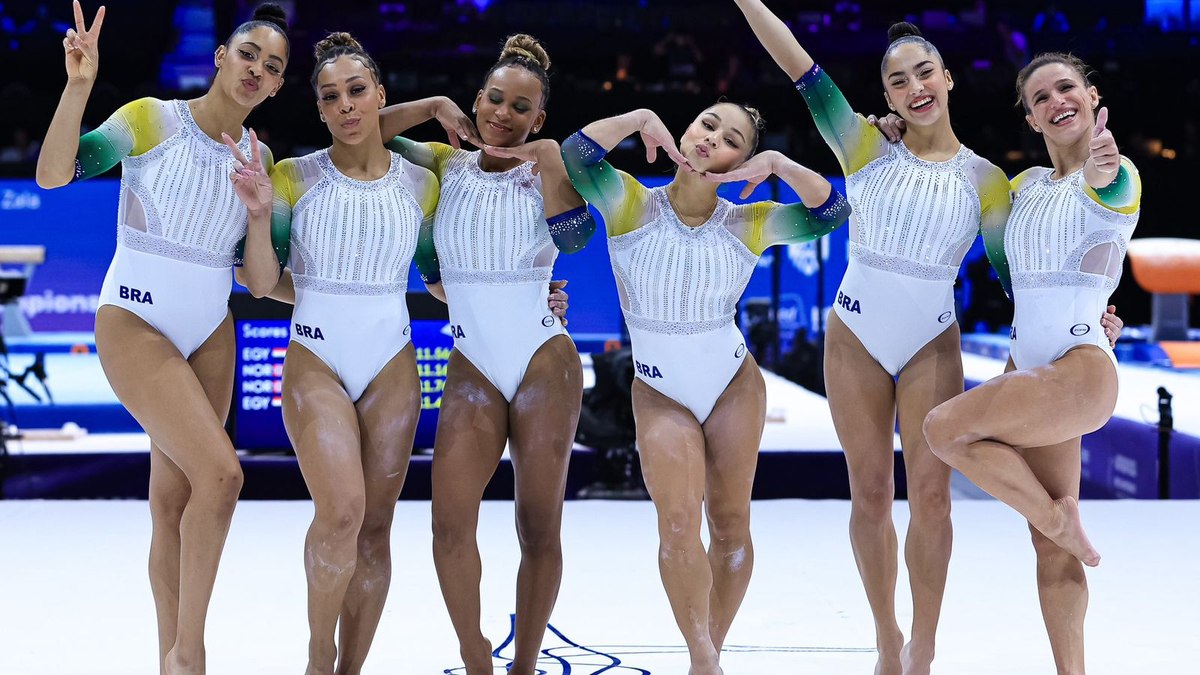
(1045, 497, 1101, 567)
(304, 640, 336, 675)
(874, 629, 903, 675)
(164, 648, 203, 675)
(461, 637, 494, 675)
(900, 640, 934, 675)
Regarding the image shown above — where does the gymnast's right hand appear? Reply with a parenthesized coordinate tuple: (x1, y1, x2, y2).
(64, 1, 106, 83)
(634, 109, 693, 172)
(222, 129, 272, 216)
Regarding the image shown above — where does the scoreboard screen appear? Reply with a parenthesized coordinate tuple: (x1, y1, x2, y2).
(234, 319, 453, 451)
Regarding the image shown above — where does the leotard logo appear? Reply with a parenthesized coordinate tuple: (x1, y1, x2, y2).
(836, 290, 861, 314)
(542, 315, 556, 327)
(635, 360, 663, 378)
(118, 285, 153, 304)
(1010, 326, 1017, 340)
(294, 323, 325, 340)
(938, 311, 952, 323)
(449, 324, 466, 338)
(735, 344, 747, 358)
(1070, 323, 1091, 337)
(403, 325, 411, 336)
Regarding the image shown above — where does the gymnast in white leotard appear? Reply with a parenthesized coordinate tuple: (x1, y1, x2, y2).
(561, 103, 849, 673)
(36, 4, 291, 671)
(375, 34, 593, 675)
(731, 6, 1015, 671)
(231, 32, 438, 673)
(924, 53, 1140, 675)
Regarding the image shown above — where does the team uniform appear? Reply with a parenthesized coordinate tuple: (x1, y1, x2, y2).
(562, 130, 851, 424)
(387, 139, 595, 402)
(989, 157, 1141, 370)
(268, 146, 438, 401)
(795, 64, 1013, 375)
(75, 97, 286, 356)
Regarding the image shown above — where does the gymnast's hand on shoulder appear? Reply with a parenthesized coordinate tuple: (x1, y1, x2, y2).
(867, 113, 906, 143)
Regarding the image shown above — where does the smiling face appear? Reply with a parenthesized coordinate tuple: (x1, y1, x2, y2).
(882, 42, 953, 127)
(1021, 62, 1099, 145)
(315, 55, 385, 146)
(214, 26, 287, 107)
(473, 65, 547, 147)
(678, 103, 756, 174)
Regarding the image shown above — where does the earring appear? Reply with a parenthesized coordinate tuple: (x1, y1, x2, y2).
(471, 107, 477, 114)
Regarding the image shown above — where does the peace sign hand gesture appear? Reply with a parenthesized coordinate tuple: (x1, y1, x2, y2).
(222, 129, 272, 216)
(64, 1, 105, 83)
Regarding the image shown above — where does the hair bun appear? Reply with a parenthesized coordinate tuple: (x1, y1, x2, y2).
(887, 21, 923, 43)
(314, 31, 363, 60)
(252, 3, 288, 32)
(500, 34, 550, 72)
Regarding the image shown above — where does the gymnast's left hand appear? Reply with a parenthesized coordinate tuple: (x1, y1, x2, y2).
(1101, 304, 1123, 347)
(483, 139, 556, 176)
(703, 150, 786, 199)
(222, 128, 271, 216)
(548, 279, 569, 327)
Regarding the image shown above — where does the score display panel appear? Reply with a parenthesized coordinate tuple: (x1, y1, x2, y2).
(234, 319, 452, 450)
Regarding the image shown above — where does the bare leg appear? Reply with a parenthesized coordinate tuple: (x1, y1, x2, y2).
(633, 380, 721, 675)
(702, 357, 766, 655)
(149, 319, 237, 672)
(506, 335, 583, 675)
(282, 344, 366, 675)
(96, 307, 243, 675)
(334, 345, 421, 675)
(823, 312, 903, 675)
(1022, 439, 1088, 675)
(923, 346, 1116, 566)
(148, 445, 189, 674)
(431, 352, 509, 675)
(894, 324, 961, 675)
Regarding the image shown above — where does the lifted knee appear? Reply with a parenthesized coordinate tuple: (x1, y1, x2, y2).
(922, 405, 969, 464)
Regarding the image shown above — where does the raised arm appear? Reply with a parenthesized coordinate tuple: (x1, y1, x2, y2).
(732, 0, 814, 80)
(379, 96, 482, 149)
(731, 0, 887, 175)
(560, 109, 685, 235)
(1083, 109, 1140, 213)
(36, 1, 107, 188)
(482, 139, 595, 253)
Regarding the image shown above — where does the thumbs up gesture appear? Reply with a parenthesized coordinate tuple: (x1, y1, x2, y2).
(1086, 106, 1120, 186)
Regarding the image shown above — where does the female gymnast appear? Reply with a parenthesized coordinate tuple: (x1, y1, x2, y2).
(228, 32, 440, 675)
(923, 53, 1140, 674)
(36, 3, 290, 673)
(559, 102, 851, 674)
(376, 34, 593, 675)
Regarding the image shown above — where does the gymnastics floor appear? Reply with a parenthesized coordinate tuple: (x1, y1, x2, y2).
(1, 498, 1196, 674)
